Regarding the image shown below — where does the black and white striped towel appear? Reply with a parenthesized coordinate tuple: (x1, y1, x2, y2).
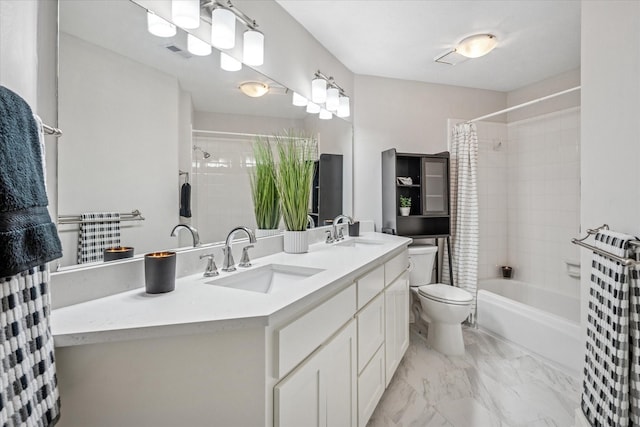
(77, 212, 121, 264)
(581, 230, 640, 426)
(0, 265, 60, 426)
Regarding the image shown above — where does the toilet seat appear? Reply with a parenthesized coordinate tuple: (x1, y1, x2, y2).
(417, 284, 473, 306)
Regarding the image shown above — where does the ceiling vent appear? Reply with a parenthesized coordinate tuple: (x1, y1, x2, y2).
(434, 50, 468, 66)
(164, 44, 192, 59)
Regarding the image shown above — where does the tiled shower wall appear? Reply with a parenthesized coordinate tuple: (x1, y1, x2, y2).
(476, 122, 509, 280)
(506, 108, 581, 298)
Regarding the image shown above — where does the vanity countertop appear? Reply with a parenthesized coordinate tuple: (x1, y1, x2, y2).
(51, 232, 411, 347)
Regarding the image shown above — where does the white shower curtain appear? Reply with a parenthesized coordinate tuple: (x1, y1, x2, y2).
(443, 122, 479, 322)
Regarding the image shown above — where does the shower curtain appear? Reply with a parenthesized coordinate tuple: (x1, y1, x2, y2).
(443, 122, 479, 322)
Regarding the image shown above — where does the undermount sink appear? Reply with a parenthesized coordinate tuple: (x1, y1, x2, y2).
(335, 238, 385, 248)
(206, 264, 324, 294)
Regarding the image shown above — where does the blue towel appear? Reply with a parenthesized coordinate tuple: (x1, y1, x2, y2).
(0, 85, 62, 277)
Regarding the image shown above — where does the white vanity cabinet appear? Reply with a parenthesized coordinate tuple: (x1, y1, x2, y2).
(384, 271, 410, 386)
(274, 320, 357, 427)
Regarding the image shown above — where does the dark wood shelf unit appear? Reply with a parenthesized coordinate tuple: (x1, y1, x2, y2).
(311, 153, 343, 227)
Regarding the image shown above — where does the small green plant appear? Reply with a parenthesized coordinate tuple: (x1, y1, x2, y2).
(400, 195, 412, 208)
(273, 130, 317, 231)
(249, 136, 280, 230)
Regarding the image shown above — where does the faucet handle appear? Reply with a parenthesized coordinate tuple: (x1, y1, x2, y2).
(337, 228, 344, 240)
(199, 253, 219, 277)
(325, 230, 334, 244)
(239, 245, 254, 268)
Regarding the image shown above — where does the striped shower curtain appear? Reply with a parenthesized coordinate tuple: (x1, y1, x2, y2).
(443, 122, 479, 322)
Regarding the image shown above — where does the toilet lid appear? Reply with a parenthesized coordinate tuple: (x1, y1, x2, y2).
(418, 284, 473, 305)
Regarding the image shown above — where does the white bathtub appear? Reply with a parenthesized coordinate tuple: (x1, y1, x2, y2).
(477, 278, 582, 376)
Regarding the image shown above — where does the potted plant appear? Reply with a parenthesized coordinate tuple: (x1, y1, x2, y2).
(399, 195, 411, 216)
(250, 136, 281, 237)
(274, 130, 317, 253)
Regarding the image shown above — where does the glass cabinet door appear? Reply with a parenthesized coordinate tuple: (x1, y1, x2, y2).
(421, 158, 448, 215)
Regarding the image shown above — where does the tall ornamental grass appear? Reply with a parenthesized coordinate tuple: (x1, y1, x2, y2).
(249, 136, 281, 229)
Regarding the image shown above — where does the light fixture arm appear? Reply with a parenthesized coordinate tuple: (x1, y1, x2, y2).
(314, 70, 347, 96)
(201, 0, 259, 30)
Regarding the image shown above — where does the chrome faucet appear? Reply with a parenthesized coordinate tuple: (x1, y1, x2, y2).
(199, 253, 219, 277)
(307, 215, 316, 229)
(222, 226, 257, 272)
(332, 215, 353, 241)
(170, 224, 200, 247)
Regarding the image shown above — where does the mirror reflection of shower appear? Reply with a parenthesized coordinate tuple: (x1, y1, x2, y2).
(193, 145, 211, 159)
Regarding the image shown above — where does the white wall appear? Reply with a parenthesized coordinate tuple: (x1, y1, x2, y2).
(57, 33, 180, 266)
(580, 1, 640, 326)
(353, 75, 507, 228)
(0, 0, 38, 107)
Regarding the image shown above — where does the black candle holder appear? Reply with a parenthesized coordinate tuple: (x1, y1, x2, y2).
(501, 266, 513, 279)
(144, 251, 177, 294)
(348, 221, 360, 237)
(103, 246, 134, 262)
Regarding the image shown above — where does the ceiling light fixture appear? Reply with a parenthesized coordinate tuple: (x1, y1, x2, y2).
(292, 92, 308, 107)
(187, 34, 212, 56)
(147, 12, 177, 37)
(301, 70, 350, 118)
(172, 0, 200, 29)
(239, 81, 269, 98)
(220, 52, 242, 71)
(456, 34, 497, 58)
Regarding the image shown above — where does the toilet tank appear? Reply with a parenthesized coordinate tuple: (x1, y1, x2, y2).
(407, 244, 438, 287)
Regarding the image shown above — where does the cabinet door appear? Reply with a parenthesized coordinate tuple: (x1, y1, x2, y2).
(357, 293, 385, 373)
(422, 157, 448, 215)
(275, 320, 357, 427)
(384, 272, 410, 386)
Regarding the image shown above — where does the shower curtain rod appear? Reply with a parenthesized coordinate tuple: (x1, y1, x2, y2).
(192, 129, 311, 140)
(467, 86, 581, 123)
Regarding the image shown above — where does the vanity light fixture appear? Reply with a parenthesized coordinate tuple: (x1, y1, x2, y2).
(187, 34, 212, 56)
(306, 102, 321, 114)
(311, 77, 327, 104)
(239, 81, 269, 98)
(325, 87, 340, 112)
(147, 12, 177, 37)
(303, 70, 350, 118)
(202, 1, 265, 66)
(292, 92, 308, 107)
(319, 108, 332, 120)
(211, 7, 236, 49)
(456, 34, 497, 58)
(172, 0, 200, 29)
(337, 95, 350, 118)
(220, 52, 242, 71)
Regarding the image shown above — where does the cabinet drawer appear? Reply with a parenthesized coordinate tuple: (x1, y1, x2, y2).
(357, 265, 384, 309)
(384, 250, 408, 286)
(357, 345, 385, 427)
(356, 293, 384, 373)
(276, 283, 356, 378)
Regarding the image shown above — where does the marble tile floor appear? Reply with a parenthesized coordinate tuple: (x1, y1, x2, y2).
(367, 327, 580, 427)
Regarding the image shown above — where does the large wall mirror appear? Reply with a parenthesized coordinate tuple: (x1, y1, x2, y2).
(57, 0, 353, 268)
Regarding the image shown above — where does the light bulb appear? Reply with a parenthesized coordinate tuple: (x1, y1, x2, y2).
(211, 8, 236, 49)
(172, 0, 200, 29)
(337, 95, 350, 118)
(306, 102, 320, 114)
(325, 87, 339, 111)
(147, 12, 176, 37)
(319, 109, 332, 120)
(220, 52, 242, 71)
(187, 34, 211, 56)
(243, 30, 264, 66)
(311, 78, 327, 104)
(292, 92, 308, 107)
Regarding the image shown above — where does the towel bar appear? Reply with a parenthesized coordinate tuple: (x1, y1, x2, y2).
(571, 224, 640, 266)
(57, 209, 145, 225)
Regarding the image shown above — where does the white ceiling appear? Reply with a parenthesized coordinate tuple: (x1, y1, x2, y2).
(276, 0, 581, 92)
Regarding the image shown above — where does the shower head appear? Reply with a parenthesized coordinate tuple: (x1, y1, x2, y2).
(193, 145, 211, 159)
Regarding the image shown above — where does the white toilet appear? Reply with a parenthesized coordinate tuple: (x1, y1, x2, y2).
(408, 243, 473, 356)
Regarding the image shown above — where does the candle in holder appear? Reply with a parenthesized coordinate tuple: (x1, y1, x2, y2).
(103, 246, 134, 262)
(144, 251, 177, 294)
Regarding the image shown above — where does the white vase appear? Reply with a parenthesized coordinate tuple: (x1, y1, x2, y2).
(399, 207, 411, 216)
(255, 228, 280, 238)
(283, 230, 309, 254)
